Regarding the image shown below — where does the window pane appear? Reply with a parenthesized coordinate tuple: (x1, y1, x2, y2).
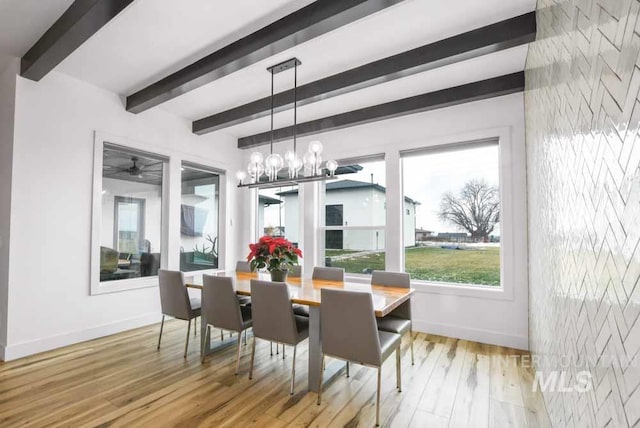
(258, 186, 298, 244)
(180, 166, 220, 272)
(100, 147, 164, 281)
(323, 160, 387, 275)
(402, 143, 500, 286)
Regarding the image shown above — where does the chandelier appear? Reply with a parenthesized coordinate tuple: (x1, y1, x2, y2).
(236, 58, 338, 188)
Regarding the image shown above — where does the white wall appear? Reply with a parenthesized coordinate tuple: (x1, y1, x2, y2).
(0, 58, 17, 359)
(3, 70, 242, 360)
(246, 93, 528, 349)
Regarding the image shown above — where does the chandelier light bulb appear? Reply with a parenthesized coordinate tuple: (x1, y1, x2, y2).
(249, 151, 264, 165)
(266, 153, 284, 169)
(236, 170, 247, 184)
(287, 155, 303, 179)
(326, 159, 338, 176)
(303, 151, 316, 169)
(308, 140, 323, 154)
(265, 153, 284, 181)
(284, 150, 296, 163)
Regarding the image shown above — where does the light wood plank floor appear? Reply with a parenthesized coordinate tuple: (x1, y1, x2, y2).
(0, 320, 551, 427)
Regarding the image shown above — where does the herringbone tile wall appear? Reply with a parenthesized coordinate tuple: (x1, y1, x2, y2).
(526, 0, 640, 426)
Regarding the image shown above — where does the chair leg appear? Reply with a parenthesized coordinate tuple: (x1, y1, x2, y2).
(409, 328, 414, 365)
(396, 347, 402, 392)
(221, 329, 224, 341)
(194, 317, 197, 336)
(202, 326, 210, 364)
(235, 332, 243, 375)
(249, 337, 256, 380)
(290, 345, 297, 395)
(283, 344, 286, 359)
(156, 315, 165, 350)
(346, 361, 350, 378)
(184, 319, 191, 359)
(243, 329, 247, 346)
(317, 354, 324, 405)
(376, 367, 381, 427)
(270, 342, 273, 356)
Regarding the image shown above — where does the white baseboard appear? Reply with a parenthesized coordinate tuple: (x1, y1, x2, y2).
(2, 313, 162, 361)
(413, 319, 529, 351)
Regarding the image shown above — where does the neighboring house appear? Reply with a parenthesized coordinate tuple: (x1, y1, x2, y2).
(277, 179, 419, 250)
(264, 226, 285, 236)
(257, 195, 282, 238)
(437, 232, 469, 242)
(415, 228, 434, 241)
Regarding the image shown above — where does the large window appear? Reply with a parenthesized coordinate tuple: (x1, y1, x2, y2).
(322, 157, 386, 275)
(99, 146, 165, 282)
(402, 141, 501, 286)
(180, 164, 220, 272)
(257, 186, 298, 243)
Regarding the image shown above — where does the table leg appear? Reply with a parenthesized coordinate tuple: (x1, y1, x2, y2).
(308, 306, 322, 392)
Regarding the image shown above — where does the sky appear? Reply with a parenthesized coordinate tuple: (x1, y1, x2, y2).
(260, 144, 500, 236)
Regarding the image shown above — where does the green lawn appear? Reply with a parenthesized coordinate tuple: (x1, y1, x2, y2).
(327, 246, 500, 286)
(325, 249, 360, 257)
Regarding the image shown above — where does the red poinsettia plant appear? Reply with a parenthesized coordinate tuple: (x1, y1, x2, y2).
(247, 235, 302, 272)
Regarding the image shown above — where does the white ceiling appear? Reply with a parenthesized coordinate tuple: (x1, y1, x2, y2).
(56, 0, 315, 95)
(161, 0, 534, 124)
(0, 0, 74, 57)
(0, 0, 536, 139)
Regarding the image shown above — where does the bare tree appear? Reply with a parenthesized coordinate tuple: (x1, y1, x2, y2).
(438, 179, 499, 241)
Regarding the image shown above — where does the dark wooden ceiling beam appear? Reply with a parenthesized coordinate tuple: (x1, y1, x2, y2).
(237, 72, 524, 149)
(193, 12, 535, 135)
(126, 0, 406, 114)
(21, 0, 135, 81)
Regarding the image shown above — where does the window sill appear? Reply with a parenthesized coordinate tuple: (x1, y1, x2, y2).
(345, 274, 511, 301)
(411, 280, 512, 301)
(92, 275, 159, 295)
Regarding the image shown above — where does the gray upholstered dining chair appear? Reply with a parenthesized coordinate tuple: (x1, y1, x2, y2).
(312, 266, 345, 281)
(201, 275, 253, 373)
(317, 288, 402, 427)
(248, 279, 309, 395)
(371, 271, 414, 364)
(289, 265, 302, 278)
(235, 261, 253, 273)
(157, 269, 201, 358)
(234, 261, 253, 307)
(290, 264, 307, 317)
(293, 266, 345, 317)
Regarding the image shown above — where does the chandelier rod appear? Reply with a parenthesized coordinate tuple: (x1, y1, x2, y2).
(269, 68, 274, 155)
(293, 61, 297, 154)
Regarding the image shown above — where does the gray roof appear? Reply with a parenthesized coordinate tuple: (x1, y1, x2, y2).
(277, 179, 420, 205)
(258, 195, 282, 205)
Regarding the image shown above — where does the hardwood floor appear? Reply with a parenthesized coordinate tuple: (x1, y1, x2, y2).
(0, 320, 550, 427)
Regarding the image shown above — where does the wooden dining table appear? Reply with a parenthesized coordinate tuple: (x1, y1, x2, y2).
(186, 272, 414, 393)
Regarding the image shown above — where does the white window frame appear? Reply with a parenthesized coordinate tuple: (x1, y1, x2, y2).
(90, 132, 228, 295)
(178, 161, 225, 276)
(319, 127, 525, 301)
(90, 136, 170, 295)
(395, 127, 521, 301)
